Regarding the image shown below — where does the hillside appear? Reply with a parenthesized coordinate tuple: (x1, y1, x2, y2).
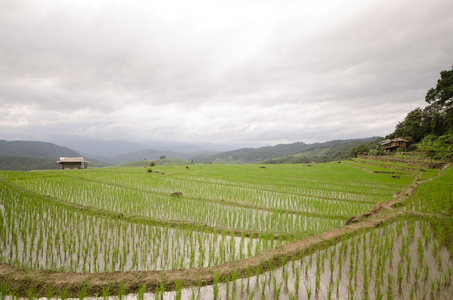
(105, 149, 218, 164)
(0, 156, 60, 171)
(0, 140, 81, 160)
(205, 138, 379, 163)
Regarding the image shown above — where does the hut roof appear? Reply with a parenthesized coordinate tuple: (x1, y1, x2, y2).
(380, 138, 409, 145)
(57, 157, 87, 163)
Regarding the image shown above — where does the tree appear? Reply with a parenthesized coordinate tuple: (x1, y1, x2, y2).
(392, 108, 425, 143)
(426, 66, 453, 132)
(426, 66, 453, 108)
(350, 143, 370, 157)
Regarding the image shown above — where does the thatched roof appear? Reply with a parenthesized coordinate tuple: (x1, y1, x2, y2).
(380, 138, 409, 145)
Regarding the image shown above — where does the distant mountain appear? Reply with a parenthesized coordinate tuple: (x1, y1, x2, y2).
(61, 140, 150, 157)
(107, 149, 219, 164)
(0, 140, 81, 160)
(59, 139, 239, 157)
(0, 138, 381, 167)
(0, 156, 60, 171)
(262, 137, 381, 164)
(203, 137, 380, 163)
(207, 142, 311, 163)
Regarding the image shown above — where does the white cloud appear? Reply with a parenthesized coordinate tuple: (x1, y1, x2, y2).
(1, 0, 452, 146)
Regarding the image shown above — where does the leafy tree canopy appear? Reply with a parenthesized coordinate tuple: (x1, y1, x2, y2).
(426, 65, 453, 108)
(350, 143, 370, 157)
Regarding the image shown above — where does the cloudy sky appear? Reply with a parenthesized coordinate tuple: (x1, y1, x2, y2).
(1, 0, 452, 147)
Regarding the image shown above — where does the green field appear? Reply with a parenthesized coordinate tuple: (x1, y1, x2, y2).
(0, 160, 451, 298)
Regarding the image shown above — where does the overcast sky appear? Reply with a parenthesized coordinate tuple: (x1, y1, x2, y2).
(1, 0, 452, 147)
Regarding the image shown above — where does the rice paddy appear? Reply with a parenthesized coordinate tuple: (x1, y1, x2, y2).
(0, 160, 451, 298)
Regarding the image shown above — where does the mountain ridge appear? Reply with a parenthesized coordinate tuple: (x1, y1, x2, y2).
(0, 137, 381, 168)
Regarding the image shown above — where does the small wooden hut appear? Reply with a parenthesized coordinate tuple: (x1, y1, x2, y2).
(380, 138, 409, 153)
(57, 157, 88, 169)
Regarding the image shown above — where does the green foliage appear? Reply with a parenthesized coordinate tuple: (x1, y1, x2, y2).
(417, 133, 453, 153)
(350, 143, 371, 157)
(388, 104, 452, 144)
(388, 67, 453, 145)
(426, 65, 453, 109)
(149, 161, 155, 166)
(391, 108, 424, 143)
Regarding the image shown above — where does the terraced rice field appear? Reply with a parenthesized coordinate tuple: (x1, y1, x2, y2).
(0, 160, 451, 299)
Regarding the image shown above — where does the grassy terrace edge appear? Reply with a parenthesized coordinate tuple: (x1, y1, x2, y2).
(0, 161, 450, 297)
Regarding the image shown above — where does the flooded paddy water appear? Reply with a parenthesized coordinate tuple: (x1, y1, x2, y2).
(0, 185, 285, 273)
(132, 218, 452, 300)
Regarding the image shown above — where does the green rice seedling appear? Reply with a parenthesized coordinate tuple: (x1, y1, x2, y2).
(430, 281, 435, 299)
(0, 285, 9, 300)
(247, 286, 257, 300)
(26, 287, 35, 300)
(102, 286, 110, 300)
(437, 251, 443, 270)
(414, 268, 420, 287)
(189, 287, 198, 300)
(8, 290, 16, 300)
(288, 292, 297, 300)
(246, 267, 251, 289)
(397, 263, 404, 290)
(447, 267, 453, 285)
(60, 288, 69, 300)
(409, 287, 415, 300)
(387, 274, 394, 300)
(160, 277, 165, 297)
(231, 270, 238, 290)
(213, 273, 220, 299)
(406, 255, 412, 279)
(154, 285, 161, 300)
(328, 281, 336, 300)
(376, 290, 384, 300)
(268, 259, 273, 275)
(422, 289, 428, 300)
(283, 268, 289, 291)
(118, 282, 125, 300)
(315, 271, 321, 292)
(304, 260, 310, 279)
(293, 267, 300, 294)
(225, 274, 231, 298)
(309, 246, 313, 266)
(175, 279, 183, 300)
(44, 285, 54, 299)
(255, 265, 262, 284)
(240, 278, 245, 294)
(305, 281, 312, 300)
(273, 276, 282, 300)
(78, 285, 87, 300)
(424, 263, 429, 281)
(260, 274, 268, 297)
(137, 284, 146, 300)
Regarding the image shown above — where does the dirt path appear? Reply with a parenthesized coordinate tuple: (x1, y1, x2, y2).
(0, 170, 446, 297)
